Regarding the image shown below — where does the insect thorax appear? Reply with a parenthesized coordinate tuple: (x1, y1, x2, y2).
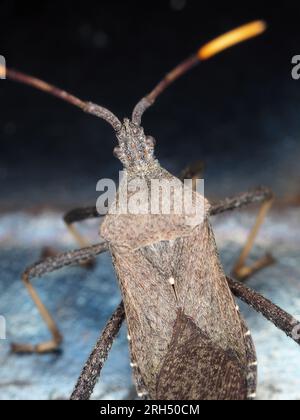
(114, 119, 157, 173)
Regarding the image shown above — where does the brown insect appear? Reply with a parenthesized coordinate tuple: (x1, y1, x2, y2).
(2, 21, 300, 400)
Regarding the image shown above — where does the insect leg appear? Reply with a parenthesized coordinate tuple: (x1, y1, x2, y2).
(71, 302, 125, 400)
(227, 277, 300, 346)
(63, 206, 101, 248)
(12, 242, 109, 354)
(42, 206, 102, 267)
(210, 187, 275, 281)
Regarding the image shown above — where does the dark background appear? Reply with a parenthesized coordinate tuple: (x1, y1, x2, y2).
(1, 0, 300, 210)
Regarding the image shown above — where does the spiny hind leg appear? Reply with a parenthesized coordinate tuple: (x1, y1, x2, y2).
(71, 302, 125, 400)
(12, 243, 108, 354)
(228, 277, 300, 347)
(71, 304, 149, 400)
(210, 187, 275, 281)
(230, 276, 300, 399)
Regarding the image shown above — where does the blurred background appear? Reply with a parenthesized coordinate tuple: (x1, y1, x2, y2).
(0, 0, 300, 400)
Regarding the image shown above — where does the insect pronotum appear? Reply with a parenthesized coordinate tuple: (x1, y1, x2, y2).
(2, 21, 300, 400)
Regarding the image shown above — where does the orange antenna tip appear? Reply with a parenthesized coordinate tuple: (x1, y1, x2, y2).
(198, 20, 267, 61)
(0, 63, 6, 79)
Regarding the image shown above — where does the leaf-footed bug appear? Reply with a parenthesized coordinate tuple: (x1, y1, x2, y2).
(2, 21, 300, 400)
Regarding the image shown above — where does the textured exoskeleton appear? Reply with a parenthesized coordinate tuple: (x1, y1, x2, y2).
(101, 120, 257, 400)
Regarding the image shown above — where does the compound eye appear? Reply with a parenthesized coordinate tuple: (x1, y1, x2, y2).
(146, 136, 156, 147)
(113, 146, 122, 159)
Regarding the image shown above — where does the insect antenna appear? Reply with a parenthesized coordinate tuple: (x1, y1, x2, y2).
(132, 20, 267, 125)
(0, 66, 122, 132)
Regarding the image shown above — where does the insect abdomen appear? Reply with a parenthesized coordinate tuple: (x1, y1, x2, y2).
(156, 309, 248, 400)
(110, 221, 253, 400)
